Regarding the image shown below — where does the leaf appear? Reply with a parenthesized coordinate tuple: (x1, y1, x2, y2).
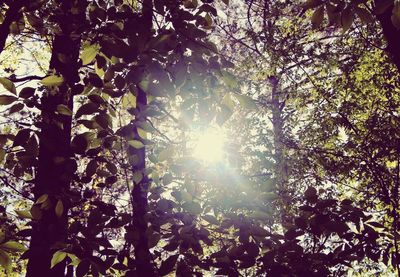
(0, 78, 16, 94)
(159, 254, 179, 276)
(0, 149, 5, 163)
(341, 7, 354, 32)
(221, 71, 238, 88)
(233, 94, 257, 110)
(41, 75, 64, 87)
(75, 103, 99, 118)
(56, 104, 73, 116)
(122, 93, 137, 109)
(36, 194, 48, 204)
(391, 2, 400, 29)
(128, 140, 144, 149)
(18, 87, 35, 98)
(0, 95, 17, 105)
(304, 186, 317, 201)
(137, 128, 147, 140)
(182, 201, 202, 214)
(203, 214, 219, 225)
(132, 171, 143, 184)
(15, 210, 32, 219)
(51, 251, 67, 268)
(0, 241, 27, 252)
(311, 6, 324, 28)
(81, 44, 99, 65)
(163, 173, 173, 185)
(0, 249, 10, 270)
(355, 7, 374, 24)
(55, 200, 64, 218)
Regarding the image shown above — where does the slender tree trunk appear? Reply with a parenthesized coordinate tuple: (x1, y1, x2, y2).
(374, 0, 400, 72)
(26, 1, 84, 276)
(0, 0, 26, 53)
(129, 0, 156, 275)
(269, 76, 291, 225)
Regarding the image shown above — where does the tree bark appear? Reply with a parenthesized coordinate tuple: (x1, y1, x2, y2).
(269, 76, 291, 225)
(375, 0, 400, 72)
(129, 0, 156, 275)
(25, 1, 84, 276)
(0, 0, 26, 53)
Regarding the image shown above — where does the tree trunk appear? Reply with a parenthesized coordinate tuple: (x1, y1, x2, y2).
(0, 0, 26, 53)
(129, 0, 156, 275)
(269, 76, 291, 225)
(25, 2, 84, 276)
(375, 0, 400, 72)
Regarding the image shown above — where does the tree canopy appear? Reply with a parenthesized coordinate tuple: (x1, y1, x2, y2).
(0, 0, 399, 276)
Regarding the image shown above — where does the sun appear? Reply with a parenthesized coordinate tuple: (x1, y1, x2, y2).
(192, 127, 226, 163)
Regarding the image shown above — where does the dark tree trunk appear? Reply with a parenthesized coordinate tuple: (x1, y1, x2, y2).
(25, 1, 84, 276)
(129, 0, 156, 275)
(375, 0, 400, 72)
(0, 0, 26, 53)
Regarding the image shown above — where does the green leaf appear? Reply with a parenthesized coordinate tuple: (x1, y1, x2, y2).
(41, 75, 64, 87)
(81, 44, 99, 65)
(0, 95, 17, 105)
(15, 210, 32, 219)
(132, 171, 143, 184)
(128, 140, 144, 149)
(51, 251, 67, 268)
(0, 78, 16, 94)
(56, 104, 73, 116)
(55, 200, 64, 218)
(233, 94, 257, 110)
(0, 241, 27, 252)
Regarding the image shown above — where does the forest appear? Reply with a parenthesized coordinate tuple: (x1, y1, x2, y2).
(0, 0, 399, 276)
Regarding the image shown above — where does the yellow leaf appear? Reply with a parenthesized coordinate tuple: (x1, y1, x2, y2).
(128, 140, 144, 149)
(41, 75, 64, 87)
(81, 44, 99, 65)
(137, 128, 147, 139)
(0, 78, 16, 94)
(15, 210, 32, 219)
(0, 241, 27, 252)
(55, 200, 64, 218)
(51, 251, 67, 268)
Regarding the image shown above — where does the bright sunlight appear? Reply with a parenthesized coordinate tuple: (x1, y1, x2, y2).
(192, 127, 226, 163)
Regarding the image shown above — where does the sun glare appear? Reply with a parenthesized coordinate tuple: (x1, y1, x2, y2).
(192, 128, 226, 163)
